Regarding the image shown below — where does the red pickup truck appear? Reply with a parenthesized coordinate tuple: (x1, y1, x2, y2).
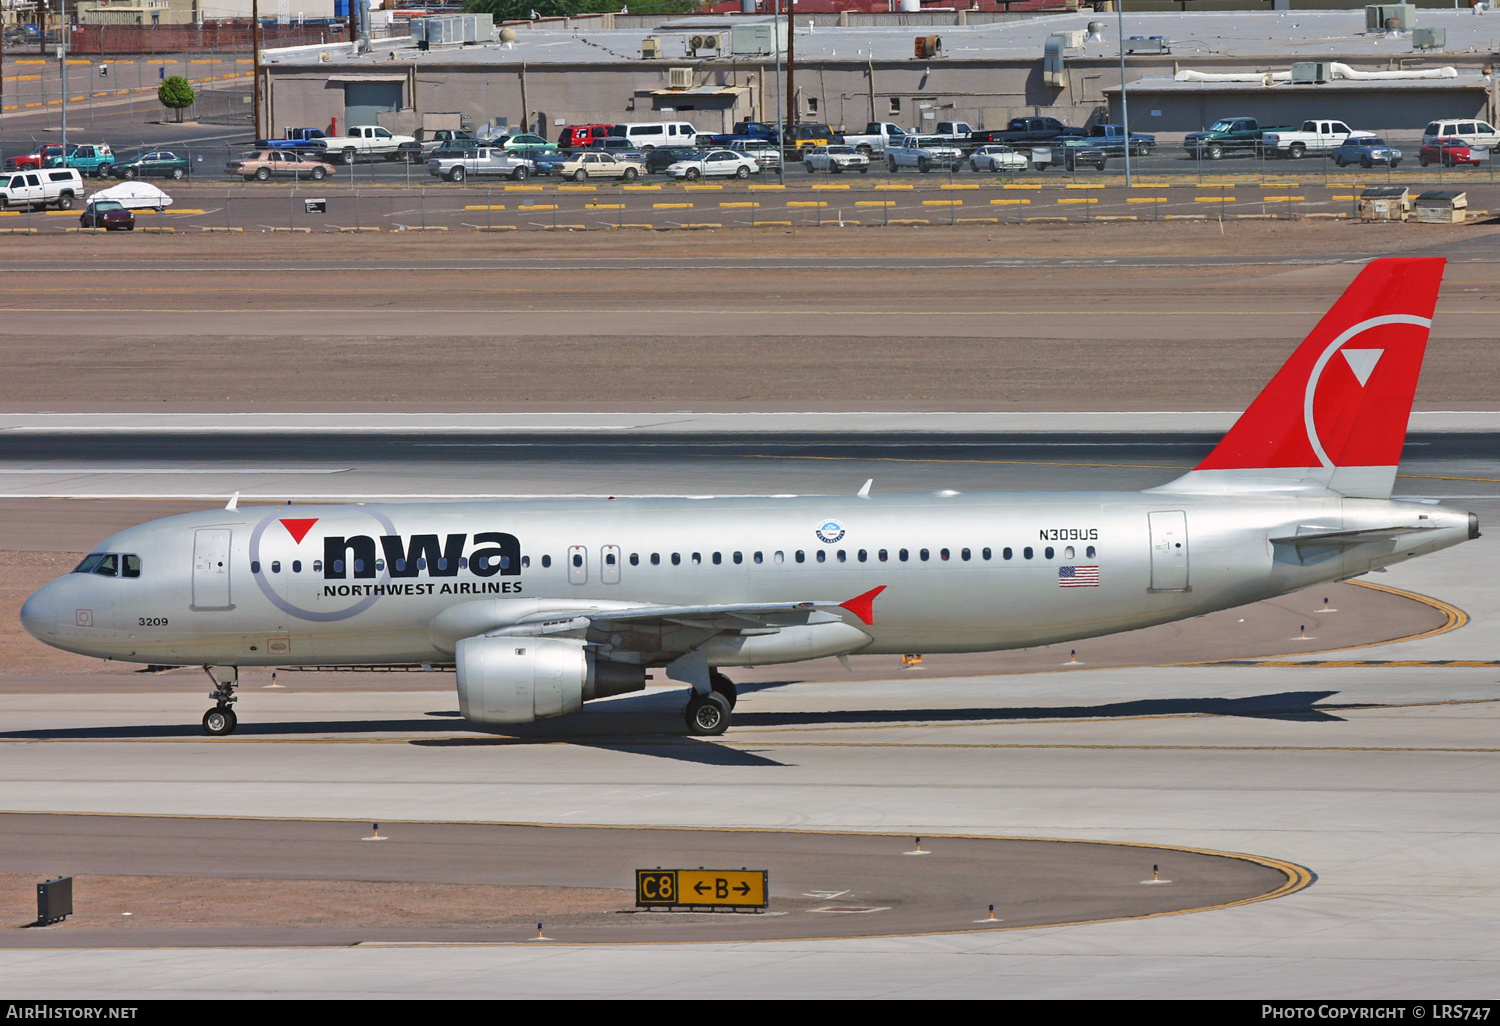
(5, 143, 66, 171)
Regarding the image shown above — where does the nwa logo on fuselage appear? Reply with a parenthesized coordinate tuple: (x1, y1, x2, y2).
(321, 532, 521, 580)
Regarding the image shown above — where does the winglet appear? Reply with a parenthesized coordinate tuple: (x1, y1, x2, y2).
(857, 479, 873, 499)
(839, 585, 886, 625)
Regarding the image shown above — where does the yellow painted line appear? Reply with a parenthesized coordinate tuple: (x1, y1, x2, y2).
(1331, 194, 1356, 201)
(472, 225, 518, 231)
(587, 203, 626, 210)
(614, 223, 655, 229)
(653, 202, 693, 209)
(719, 201, 760, 208)
(811, 183, 850, 191)
(2, 75, 42, 83)
(1261, 195, 1305, 202)
(0, 212, 18, 217)
(1127, 197, 1169, 203)
(888, 218, 930, 225)
(542, 224, 587, 230)
(198, 226, 243, 233)
(237, 59, 254, 64)
(464, 205, 506, 210)
(682, 222, 724, 229)
(136, 209, 205, 215)
(1026, 216, 1068, 222)
(1236, 214, 1277, 220)
(1260, 182, 1298, 188)
(1305, 212, 1349, 219)
(504, 185, 543, 192)
(519, 204, 558, 211)
(683, 184, 723, 191)
(1195, 196, 1234, 202)
(1064, 183, 1106, 189)
(922, 199, 962, 206)
(1097, 215, 1137, 221)
(857, 201, 896, 208)
(1130, 182, 1172, 188)
(748, 184, 785, 191)
(788, 201, 827, 208)
(623, 184, 662, 192)
(956, 217, 1000, 224)
(138, 226, 175, 233)
(873, 183, 913, 190)
(752, 220, 792, 226)
(1002, 183, 1041, 190)
(337, 227, 379, 232)
(989, 198, 1031, 206)
(190, 59, 216, 64)
(1164, 214, 1207, 220)
(940, 183, 979, 190)
(555, 185, 596, 192)
(15, 60, 47, 65)
(1195, 183, 1236, 189)
(0, 228, 38, 233)
(1057, 198, 1098, 205)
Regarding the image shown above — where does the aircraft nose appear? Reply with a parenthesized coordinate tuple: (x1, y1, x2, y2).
(20, 581, 59, 641)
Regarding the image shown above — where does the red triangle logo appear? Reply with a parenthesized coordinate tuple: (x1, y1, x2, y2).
(280, 518, 319, 545)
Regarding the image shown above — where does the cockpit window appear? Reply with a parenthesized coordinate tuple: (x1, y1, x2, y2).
(72, 552, 140, 578)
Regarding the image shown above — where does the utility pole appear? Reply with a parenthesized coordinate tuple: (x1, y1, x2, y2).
(252, 0, 263, 138)
(784, 5, 795, 145)
(1117, 0, 1131, 187)
(772, 0, 784, 185)
(58, 0, 68, 156)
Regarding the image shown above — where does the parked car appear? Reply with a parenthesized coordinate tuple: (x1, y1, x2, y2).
(51, 143, 115, 178)
(886, 135, 963, 172)
(665, 149, 761, 180)
(1183, 117, 1291, 160)
(1421, 119, 1500, 150)
(110, 150, 190, 181)
(608, 121, 699, 152)
(803, 144, 870, 174)
(78, 199, 134, 231)
(1331, 136, 1401, 168)
(783, 123, 840, 160)
(727, 138, 780, 171)
(559, 151, 645, 181)
(581, 138, 647, 161)
(0, 167, 84, 210)
(493, 132, 558, 152)
(968, 143, 1029, 172)
(1261, 120, 1361, 159)
(428, 147, 531, 182)
(317, 125, 416, 164)
(395, 129, 475, 163)
(524, 150, 568, 176)
(645, 146, 701, 174)
(226, 149, 337, 181)
(1420, 138, 1483, 167)
(557, 124, 614, 150)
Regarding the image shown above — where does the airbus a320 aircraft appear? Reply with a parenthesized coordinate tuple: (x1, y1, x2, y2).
(21, 258, 1478, 737)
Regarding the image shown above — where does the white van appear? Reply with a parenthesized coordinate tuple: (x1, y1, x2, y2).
(1422, 119, 1500, 149)
(0, 167, 84, 210)
(609, 121, 699, 152)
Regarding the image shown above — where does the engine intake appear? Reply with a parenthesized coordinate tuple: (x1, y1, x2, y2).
(455, 636, 645, 725)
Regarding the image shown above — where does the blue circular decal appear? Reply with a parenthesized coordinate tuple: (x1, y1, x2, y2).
(815, 519, 846, 544)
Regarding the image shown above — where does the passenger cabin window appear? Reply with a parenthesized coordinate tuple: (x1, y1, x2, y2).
(541, 555, 553, 568)
(1086, 545, 1096, 559)
(1023, 547, 1033, 559)
(1045, 547, 1054, 560)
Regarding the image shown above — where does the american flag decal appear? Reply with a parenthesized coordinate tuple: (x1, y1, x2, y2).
(1058, 565, 1100, 588)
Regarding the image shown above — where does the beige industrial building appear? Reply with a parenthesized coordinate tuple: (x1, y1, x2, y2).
(255, 9, 1498, 139)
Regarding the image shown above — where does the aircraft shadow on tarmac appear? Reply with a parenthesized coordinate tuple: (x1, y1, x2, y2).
(0, 689, 1350, 755)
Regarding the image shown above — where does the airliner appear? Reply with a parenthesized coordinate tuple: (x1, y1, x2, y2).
(20, 258, 1477, 737)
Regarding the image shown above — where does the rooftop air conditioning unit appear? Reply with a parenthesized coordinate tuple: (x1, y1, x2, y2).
(1366, 3, 1415, 31)
(641, 36, 661, 59)
(1412, 26, 1445, 49)
(1054, 28, 1086, 48)
(689, 33, 724, 54)
(914, 34, 941, 59)
(668, 66, 694, 89)
(1291, 61, 1331, 83)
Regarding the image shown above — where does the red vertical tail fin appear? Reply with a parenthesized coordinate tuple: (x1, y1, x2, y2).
(1155, 258, 1444, 498)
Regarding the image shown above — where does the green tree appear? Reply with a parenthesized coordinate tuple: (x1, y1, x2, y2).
(158, 75, 195, 124)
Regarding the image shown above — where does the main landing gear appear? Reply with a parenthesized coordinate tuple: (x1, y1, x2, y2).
(684, 670, 737, 736)
(202, 665, 239, 736)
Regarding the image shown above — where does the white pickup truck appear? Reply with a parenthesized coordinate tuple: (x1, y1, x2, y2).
(321, 125, 417, 165)
(886, 134, 964, 172)
(1261, 119, 1361, 159)
(428, 147, 531, 182)
(0, 167, 84, 209)
(840, 122, 910, 156)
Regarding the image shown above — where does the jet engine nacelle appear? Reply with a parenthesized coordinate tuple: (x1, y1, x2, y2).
(455, 636, 646, 725)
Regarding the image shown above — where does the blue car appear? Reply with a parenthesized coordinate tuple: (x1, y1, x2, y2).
(1332, 136, 1401, 168)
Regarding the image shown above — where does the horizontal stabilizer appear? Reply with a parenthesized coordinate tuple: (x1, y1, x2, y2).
(1269, 525, 1435, 547)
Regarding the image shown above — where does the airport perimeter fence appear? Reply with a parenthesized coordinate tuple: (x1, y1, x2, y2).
(5, 175, 1497, 236)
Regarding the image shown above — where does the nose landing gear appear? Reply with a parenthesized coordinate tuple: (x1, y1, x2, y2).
(202, 664, 239, 736)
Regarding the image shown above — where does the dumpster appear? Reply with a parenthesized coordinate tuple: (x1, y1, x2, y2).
(1413, 190, 1467, 224)
(1359, 186, 1409, 222)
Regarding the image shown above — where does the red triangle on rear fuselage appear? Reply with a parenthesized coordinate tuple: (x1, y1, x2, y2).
(280, 518, 319, 545)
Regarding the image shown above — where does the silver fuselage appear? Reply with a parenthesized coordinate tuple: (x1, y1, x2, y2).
(20, 490, 1474, 668)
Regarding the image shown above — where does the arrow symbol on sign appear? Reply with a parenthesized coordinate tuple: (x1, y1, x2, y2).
(694, 881, 710, 895)
(735, 882, 751, 895)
